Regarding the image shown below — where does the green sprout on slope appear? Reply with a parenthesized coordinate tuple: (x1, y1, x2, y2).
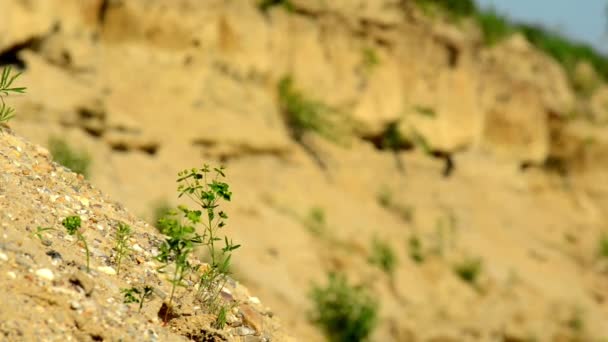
(0, 66, 26, 124)
(310, 273, 378, 342)
(31, 226, 55, 242)
(49, 137, 91, 178)
(368, 238, 398, 277)
(122, 285, 154, 313)
(176, 166, 240, 323)
(62, 215, 90, 273)
(155, 206, 202, 322)
(113, 222, 132, 276)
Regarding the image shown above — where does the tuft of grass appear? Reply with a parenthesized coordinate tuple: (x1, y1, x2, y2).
(113, 222, 132, 276)
(454, 256, 482, 285)
(122, 285, 154, 313)
(598, 234, 608, 259)
(310, 273, 378, 342)
(278, 76, 352, 145)
(304, 206, 327, 236)
(379, 121, 410, 151)
(408, 235, 425, 264)
(368, 238, 397, 276)
(414, 0, 476, 21)
(0, 66, 26, 125)
(414, 105, 437, 118)
(258, 0, 294, 12)
(361, 47, 380, 73)
(152, 200, 173, 234)
(62, 215, 90, 273)
(49, 137, 91, 178)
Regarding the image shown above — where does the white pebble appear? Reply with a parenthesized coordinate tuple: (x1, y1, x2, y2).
(132, 244, 144, 253)
(0, 252, 8, 261)
(35, 268, 55, 281)
(248, 296, 261, 304)
(6, 271, 16, 279)
(97, 266, 116, 275)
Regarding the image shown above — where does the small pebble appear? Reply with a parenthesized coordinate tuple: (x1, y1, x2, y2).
(132, 244, 144, 253)
(70, 301, 82, 310)
(234, 326, 256, 336)
(248, 296, 261, 305)
(35, 268, 55, 281)
(0, 252, 8, 261)
(97, 266, 116, 275)
(7, 271, 16, 279)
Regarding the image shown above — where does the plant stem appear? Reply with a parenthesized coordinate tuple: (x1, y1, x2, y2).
(78, 232, 90, 273)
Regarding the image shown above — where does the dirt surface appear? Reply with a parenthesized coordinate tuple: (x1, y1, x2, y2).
(0, 127, 293, 341)
(2, 0, 608, 341)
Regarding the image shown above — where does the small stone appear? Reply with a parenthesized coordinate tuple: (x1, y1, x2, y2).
(240, 304, 264, 333)
(6, 271, 16, 279)
(97, 266, 116, 275)
(248, 296, 261, 305)
(70, 301, 82, 310)
(234, 326, 256, 336)
(35, 268, 55, 281)
(0, 252, 8, 261)
(132, 244, 144, 253)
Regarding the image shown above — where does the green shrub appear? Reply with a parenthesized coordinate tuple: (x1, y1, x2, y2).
(278, 76, 352, 144)
(475, 9, 515, 46)
(310, 273, 378, 342)
(0, 66, 26, 124)
(368, 238, 397, 276)
(49, 137, 91, 178)
(454, 256, 482, 285)
(62, 215, 90, 273)
(414, 0, 477, 21)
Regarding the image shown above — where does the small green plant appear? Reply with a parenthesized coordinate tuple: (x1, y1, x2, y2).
(379, 121, 409, 151)
(414, 0, 476, 21)
(31, 226, 55, 241)
(278, 76, 352, 145)
(155, 206, 202, 321)
(454, 256, 482, 285)
(0, 66, 26, 124)
(310, 273, 378, 342)
(598, 234, 608, 259)
(49, 137, 91, 178)
(62, 215, 90, 273)
(152, 200, 173, 234)
(376, 186, 392, 208)
(113, 222, 132, 276)
(258, 0, 294, 12)
(414, 105, 437, 118)
(122, 285, 154, 313)
(368, 238, 397, 276)
(176, 166, 240, 322)
(304, 206, 327, 236)
(361, 47, 380, 72)
(408, 235, 425, 264)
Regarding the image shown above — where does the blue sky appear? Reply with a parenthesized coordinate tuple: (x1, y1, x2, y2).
(476, 0, 607, 54)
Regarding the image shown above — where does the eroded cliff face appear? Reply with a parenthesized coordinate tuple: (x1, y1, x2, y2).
(2, 0, 608, 340)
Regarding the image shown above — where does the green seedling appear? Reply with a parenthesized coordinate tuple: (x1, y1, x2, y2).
(31, 226, 55, 241)
(598, 234, 608, 259)
(62, 215, 90, 273)
(454, 256, 482, 285)
(122, 285, 154, 313)
(304, 206, 327, 236)
(310, 272, 378, 342)
(114, 222, 132, 276)
(408, 235, 425, 264)
(175, 165, 240, 325)
(368, 238, 397, 276)
(0, 66, 26, 124)
(156, 207, 202, 322)
(49, 137, 91, 178)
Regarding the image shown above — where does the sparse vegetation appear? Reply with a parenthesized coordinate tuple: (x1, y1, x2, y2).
(258, 0, 294, 12)
(166, 165, 240, 326)
(368, 238, 397, 276)
(414, 105, 437, 118)
(122, 285, 154, 313)
(152, 200, 173, 233)
(304, 206, 327, 236)
(598, 234, 608, 259)
(454, 256, 482, 285)
(0, 66, 26, 125)
(62, 215, 90, 273)
(31, 226, 55, 241)
(408, 235, 425, 264)
(113, 222, 132, 276)
(310, 273, 378, 342)
(49, 137, 91, 178)
(278, 76, 352, 145)
(361, 47, 380, 73)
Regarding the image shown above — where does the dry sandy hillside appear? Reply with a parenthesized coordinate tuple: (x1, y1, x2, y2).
(2, 0, 608, 341)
